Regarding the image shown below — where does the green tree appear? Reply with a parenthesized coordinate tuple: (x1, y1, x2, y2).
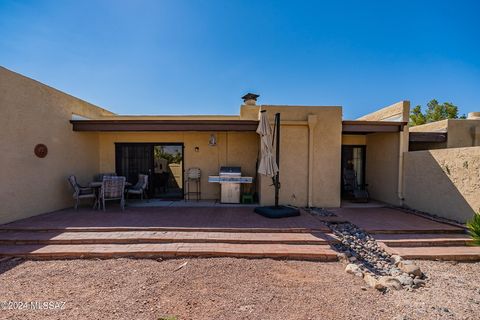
(409, 105, 426, 126)
(409, 99, 464, 126)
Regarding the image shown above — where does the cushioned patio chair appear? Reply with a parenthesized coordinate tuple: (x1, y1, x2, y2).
(126, 174, 149, 200)
(68, 175, 96, 210)
(99, 176, 126, 211)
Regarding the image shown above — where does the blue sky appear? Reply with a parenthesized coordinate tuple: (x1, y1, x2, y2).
(1, 0, 479, 119)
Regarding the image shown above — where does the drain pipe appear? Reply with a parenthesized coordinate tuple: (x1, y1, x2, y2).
(308, 115, 318, 208)
(397, 124, 408, 206)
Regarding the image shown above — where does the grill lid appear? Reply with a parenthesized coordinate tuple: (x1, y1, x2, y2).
(219, 166, 241, 176)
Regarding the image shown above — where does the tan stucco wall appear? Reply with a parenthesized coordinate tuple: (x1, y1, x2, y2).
(357, 101, 410, 206)
(342, 134, 366, 145)
(0, 67, 114, 224)
(409, 119, 448, 132)
(98, 132, 258, 200)
(410, 119, 480, 150)
(357, 101, 410, 122)
(365, 133, 402, 206)
(257, 105, 342, 208)
(446, 120, 480, 148)
(404, 147, 480, 222)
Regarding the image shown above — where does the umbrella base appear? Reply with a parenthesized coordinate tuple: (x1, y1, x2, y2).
(254, 206, 300, 219)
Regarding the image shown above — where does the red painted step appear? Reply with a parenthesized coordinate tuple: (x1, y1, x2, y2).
(0, 243, 338, 261)
(374, 233, 472, 247)
(0, 230, 336, 245)
(388, 246, 480, 261)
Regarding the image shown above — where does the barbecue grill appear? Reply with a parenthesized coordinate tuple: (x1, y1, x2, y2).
(208, 166, 253, 203)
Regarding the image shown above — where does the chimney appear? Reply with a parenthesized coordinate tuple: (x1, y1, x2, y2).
(242, 93, 259, 106)
(467, 112, 480, 120)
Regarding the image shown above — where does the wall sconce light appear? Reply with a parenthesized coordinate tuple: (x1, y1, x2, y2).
(194, 147, 200, 152)
(209, 133, 217, 146)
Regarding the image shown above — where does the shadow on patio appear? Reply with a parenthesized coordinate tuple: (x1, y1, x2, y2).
(0, 206, 329, 232)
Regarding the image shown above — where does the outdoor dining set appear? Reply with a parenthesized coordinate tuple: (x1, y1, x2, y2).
(67, 173, 149, 211)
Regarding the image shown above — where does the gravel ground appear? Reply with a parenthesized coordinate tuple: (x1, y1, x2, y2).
(0, 258, 479, 320)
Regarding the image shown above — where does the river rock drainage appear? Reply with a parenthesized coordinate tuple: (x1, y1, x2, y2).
(326, 221, 427, 291)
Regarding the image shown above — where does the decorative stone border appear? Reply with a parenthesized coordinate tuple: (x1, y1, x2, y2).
(324, 218, 427, 291)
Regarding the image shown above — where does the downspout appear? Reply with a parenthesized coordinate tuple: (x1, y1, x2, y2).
(397, 124, 408, 206)
(307, 115, 318, 208)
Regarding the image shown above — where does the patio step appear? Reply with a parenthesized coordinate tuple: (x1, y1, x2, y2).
(0, 243, 338, 261)
(368, 229, 465, 234)
(0, 226, 323, 233)
(387, 246, 480, 262)
(0, 230, 336, 246)
(374, 233, 472, 247)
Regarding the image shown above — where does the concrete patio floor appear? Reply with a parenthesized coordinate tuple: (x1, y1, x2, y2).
(1, 205, 478, 261)
(0, 206, 328, 232)
(330, 207, 463, 233)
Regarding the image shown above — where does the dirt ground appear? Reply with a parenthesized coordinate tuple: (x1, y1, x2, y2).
(0, 258, 479, 320)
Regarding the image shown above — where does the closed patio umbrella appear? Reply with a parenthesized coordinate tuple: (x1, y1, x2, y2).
(256, 111, 278, 178)
(254, 110, 299, 218)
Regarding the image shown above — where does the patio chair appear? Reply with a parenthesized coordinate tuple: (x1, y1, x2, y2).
(67, 175, 96, 210)
(126, 174, 149, 200)
(99, 176, 126, 211)
(185, 167, 201, 201)
(343, 168, 369, 202)
(94, 172, 117, 182)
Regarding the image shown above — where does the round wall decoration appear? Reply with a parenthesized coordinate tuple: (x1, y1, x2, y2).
(34, 144, 48, 158)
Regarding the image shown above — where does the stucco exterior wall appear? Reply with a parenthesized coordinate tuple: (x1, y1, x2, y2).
(357, 100, 409, 206)
(446, 120, 480, 148)
(342, 134, 366, 145)
(258, 106, 342, 208)
(0, 67, 113, 224)
(404, 147, 480, 222)
(357, 101, 410, 122)
(409, 119, 480, 150)
(98, 131, 258, 200)
(409, 119, 448, 132)
(365, 133, 401, 205)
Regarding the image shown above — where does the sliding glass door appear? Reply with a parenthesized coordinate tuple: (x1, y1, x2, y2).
(115, 143, 184, 199)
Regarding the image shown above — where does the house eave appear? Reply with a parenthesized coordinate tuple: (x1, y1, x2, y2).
(342, 121, 407, 134)
(70, 119, 259, 132)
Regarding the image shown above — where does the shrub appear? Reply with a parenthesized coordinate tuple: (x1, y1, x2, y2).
(466, 213, 480, 246)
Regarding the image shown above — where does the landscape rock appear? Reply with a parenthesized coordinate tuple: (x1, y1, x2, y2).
(391, 255, 403, 266)
(396, 274, 414, 286)
(399, 263, 422, 277)
(378, 276, 403, 290)
(345, 264, 363, 277)
(337, 253, 349, 263)
(413, 279, 426, 287)
(324, 221, 427, 291)
(364, 274, 384, 290)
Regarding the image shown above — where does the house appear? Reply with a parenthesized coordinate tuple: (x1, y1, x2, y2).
(1, 66, 478, 225)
